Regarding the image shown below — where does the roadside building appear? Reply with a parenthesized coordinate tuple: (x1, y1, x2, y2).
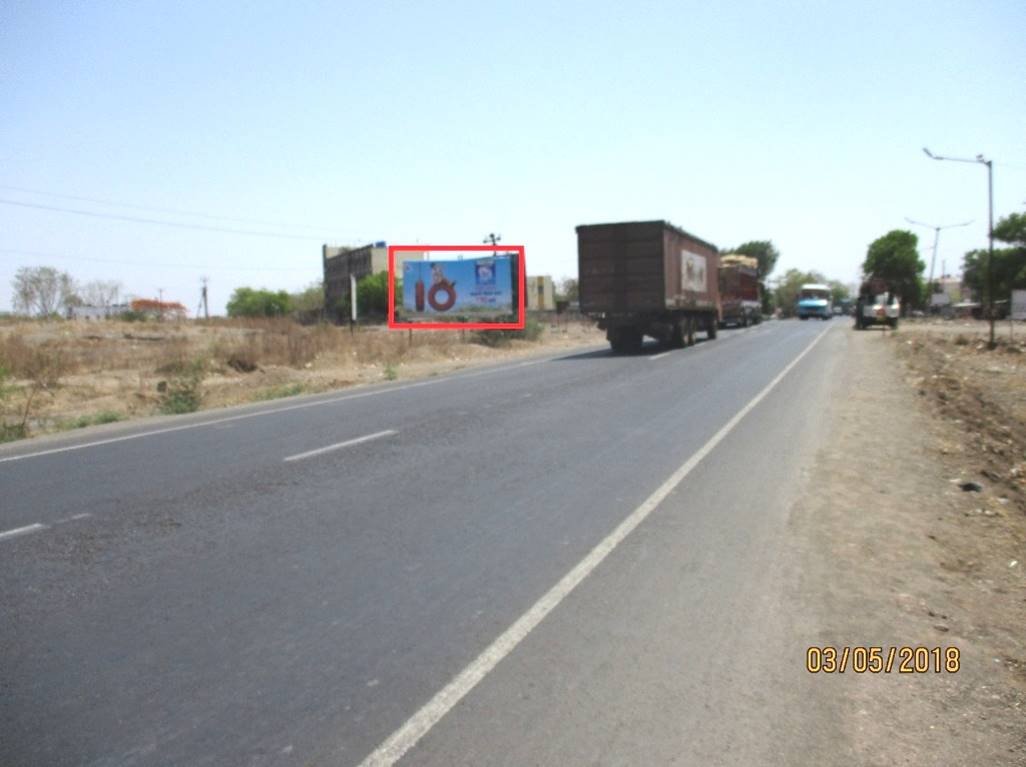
(525, 275, 555, 311)
(68, 303, 130, 321)
(130, 299, 188, 320)
(929, 275, 963, 309)
(322, 242, 425, 321)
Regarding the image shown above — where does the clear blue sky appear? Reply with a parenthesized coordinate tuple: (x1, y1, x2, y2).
(2, 0, 1024, 313)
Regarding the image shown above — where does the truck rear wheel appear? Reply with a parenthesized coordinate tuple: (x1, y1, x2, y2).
(670, 323, 686, 349)
(608, 326, 643, 354)
(706, 315, 718, 340)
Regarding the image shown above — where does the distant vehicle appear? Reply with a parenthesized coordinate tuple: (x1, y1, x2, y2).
(854, 278, 900, 329)
(718, 254, 762, 327)
(577, 220, 720, 353)
(797, 283, 833, 320)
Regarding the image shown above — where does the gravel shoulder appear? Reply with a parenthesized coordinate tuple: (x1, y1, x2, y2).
(788, 322, 1026, 765)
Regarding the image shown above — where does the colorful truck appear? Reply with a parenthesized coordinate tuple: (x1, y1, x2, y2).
(718, 254, 762, 327)
(577, 220, 720, 353)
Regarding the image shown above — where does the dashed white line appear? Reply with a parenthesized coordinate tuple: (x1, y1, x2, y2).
(0, 523, 47, 542)
(54, 512, 93, 524)
(283, 430, 397, 463)
(354, 323, 832, 767)
(647, 350, 672, 361)
(0, 356, 558, 465)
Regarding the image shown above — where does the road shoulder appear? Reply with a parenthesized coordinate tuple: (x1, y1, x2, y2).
(788, 327, 1026, 765)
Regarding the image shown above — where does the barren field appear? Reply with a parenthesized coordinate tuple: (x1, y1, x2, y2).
(0, 317, 604, 442)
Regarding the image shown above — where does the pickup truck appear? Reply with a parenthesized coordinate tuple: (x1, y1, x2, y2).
(854, 278, 900, 329)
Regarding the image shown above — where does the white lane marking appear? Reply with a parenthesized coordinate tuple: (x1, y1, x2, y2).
(283, 430, 397, 463)
(54, 512, 93, 525)
(355, 323, 833, 767)
(0, 523, 47, 542)
(648, 351, 672, 361)
(0, 355, 561, 465)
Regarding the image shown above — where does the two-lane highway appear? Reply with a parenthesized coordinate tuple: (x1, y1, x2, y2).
(2, 320, 849, 766)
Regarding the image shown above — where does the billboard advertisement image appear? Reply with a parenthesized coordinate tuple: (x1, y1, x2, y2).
(680, 250, 707, 293)
(402, 256, 514, 317)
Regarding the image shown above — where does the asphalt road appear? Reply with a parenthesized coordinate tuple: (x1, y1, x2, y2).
(2, 318, 848, 766)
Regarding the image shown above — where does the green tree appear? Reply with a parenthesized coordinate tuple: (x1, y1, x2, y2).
(289, 281, 325, 315)
(226, 287, 292, 318)
(962, 213, 1026, 306)
(862, 230, 925, 312)
(728, 240, 780, 280)
(12, 266, 78, 317)
(555, 277, 579, 302)
(828, 280, 851, 305)
(774, 269, 827, 318)
(963, 248, 1026, 302)
(993, 211, 1026, 247)
(345, 272, 402, 319)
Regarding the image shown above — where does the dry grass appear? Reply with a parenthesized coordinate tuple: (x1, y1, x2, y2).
(0, 316, 602, 441)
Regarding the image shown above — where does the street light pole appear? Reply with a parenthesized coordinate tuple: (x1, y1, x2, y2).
(904, 217, 972, 309)
(923, 148, 996, 348)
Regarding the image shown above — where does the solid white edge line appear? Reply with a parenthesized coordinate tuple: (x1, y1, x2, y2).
(284, 430, 397, 463)
(355, 323, 833, 767)
(0, 522, 47, 542)
(0, 354, 565, 465)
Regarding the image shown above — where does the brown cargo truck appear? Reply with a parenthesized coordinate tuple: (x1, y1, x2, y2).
(718, 254, 762, 328)
(577, 220, 720, 353)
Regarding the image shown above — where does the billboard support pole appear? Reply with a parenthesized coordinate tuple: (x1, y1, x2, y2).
(350, 273, 357, 334)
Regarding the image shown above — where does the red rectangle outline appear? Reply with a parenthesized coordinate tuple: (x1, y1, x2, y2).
(387, 245, 526, 330)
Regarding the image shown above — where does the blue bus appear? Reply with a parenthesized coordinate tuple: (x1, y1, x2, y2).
(797, 283, 833, 320)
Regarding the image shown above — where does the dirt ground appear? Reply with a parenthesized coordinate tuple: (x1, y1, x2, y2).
(791, 320, 1026, 765)
(0, 318, 605, 441)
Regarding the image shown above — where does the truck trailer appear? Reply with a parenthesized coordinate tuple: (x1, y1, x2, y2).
(718, 254, 761, 327)
(577, 220, 720, 353)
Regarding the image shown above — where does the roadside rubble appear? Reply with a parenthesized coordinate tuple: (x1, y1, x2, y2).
(896, 323, 1026, 516)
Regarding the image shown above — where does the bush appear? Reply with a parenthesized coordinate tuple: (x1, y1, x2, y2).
(355, 272, 401, 319)
(157, 359, 206, 414)
(254, 383, 304, 401)
(472, 316, 544, 347)
(226, 287, 292, 318)
(0, 364, 25, 443)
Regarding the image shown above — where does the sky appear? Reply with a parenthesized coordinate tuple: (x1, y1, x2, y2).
(2, 0, 1024, 314)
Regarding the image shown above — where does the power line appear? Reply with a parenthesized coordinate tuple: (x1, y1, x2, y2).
(0, 184, 346, 234)
(0, 198, 353, 241)
(0, 248, 315, 273)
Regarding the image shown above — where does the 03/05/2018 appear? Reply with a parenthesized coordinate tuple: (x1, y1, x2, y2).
(806, 646, 960, 674)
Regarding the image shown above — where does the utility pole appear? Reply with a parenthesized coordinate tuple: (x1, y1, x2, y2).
(923, 148, 997, 348)
(904, 217, 972, 311)
(157, 288, 164, 322)
(199, 276, 209, 320)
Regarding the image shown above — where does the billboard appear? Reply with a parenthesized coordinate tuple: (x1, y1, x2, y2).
(1013, 289, 1026, 321)
(681, 250, 707, 293)
(401, 256, 514, 317)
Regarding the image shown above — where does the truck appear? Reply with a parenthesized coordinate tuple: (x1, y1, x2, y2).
(718, 254, 761, 327)
(796, 283, 833, 320)
(577, 220, 720, 353)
